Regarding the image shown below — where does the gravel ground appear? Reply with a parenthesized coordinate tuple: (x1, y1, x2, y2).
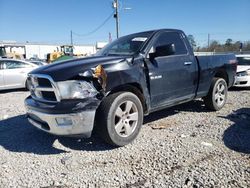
(0, 88, 249, 188)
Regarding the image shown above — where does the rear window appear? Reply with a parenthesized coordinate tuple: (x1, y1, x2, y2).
(237, 57, 250, 65)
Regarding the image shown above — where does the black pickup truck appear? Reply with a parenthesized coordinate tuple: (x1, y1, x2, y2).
(25, 29, 237, 146)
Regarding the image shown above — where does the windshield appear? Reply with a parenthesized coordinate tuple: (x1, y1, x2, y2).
(96, 31, 154, 56)
(237, 57, 250, 65)
(65, 47, 73, 53)
(0, 47, 6, 57)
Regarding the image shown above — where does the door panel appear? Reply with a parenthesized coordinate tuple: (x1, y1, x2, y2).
(0, 62, 5, 89)
(3, 60, 34, 89)
(146, 31, 198, 108)
(147, 55, 197, 107)
(0, 70, 4, 89)
(3, 68, 28, 88)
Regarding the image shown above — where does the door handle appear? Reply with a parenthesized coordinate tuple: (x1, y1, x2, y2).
(184, 62, 192, 65)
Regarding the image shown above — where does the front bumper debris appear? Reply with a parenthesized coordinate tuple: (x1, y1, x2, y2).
(26, 107, 96, 137)
(25, 96, 101, 137)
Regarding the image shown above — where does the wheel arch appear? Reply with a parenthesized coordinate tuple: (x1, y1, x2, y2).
(106, 83, 148, 114)
(214, 69, 229, 85)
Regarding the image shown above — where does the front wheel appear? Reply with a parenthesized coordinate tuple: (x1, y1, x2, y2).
(204, 77, 228, 111)
(96, 92, 143, 146)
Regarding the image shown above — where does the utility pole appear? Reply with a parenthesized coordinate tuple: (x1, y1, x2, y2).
(70, 30, 73, 46)
(113, 0, 119, 38)
(207, 33, 210, 50)
(240, 42, 243, 54)
(109, 32, 112, 43)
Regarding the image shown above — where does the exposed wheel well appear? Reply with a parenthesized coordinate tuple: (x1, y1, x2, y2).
(214, 70, 229, 85)
(108, 83, 147, 113)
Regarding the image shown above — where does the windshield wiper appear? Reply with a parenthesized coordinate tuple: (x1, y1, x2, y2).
(106, 52, 133, 56)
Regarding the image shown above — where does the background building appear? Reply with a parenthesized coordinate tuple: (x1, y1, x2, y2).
(0, 41, 108, 60)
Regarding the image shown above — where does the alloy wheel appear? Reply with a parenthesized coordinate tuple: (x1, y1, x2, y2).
(114, 100, 139, 137)
(214, 82, 226, 106)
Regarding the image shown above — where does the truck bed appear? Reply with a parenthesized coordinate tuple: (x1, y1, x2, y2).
(195, 53, 237, 98)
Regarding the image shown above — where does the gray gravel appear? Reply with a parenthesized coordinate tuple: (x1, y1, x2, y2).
(0, 88, 249, 188)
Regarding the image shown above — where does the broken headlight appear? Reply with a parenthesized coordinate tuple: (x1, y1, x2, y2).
(57, 80, 98, 99)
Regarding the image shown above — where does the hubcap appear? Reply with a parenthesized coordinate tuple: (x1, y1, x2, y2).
(114, 100, 138, 137)
(215, 82, 226, 106)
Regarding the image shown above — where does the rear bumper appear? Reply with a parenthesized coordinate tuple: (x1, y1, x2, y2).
(25, 96, 100, 137)
(234, 75, 250, 87)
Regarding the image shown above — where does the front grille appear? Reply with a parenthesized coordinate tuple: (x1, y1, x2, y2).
(240, 81, 247, 84)
(41, 91, 57, 101)
(28, 74, 59, 103)
(38, 78, 52, 87)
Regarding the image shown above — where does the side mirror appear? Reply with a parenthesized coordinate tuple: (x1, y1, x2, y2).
(155, 43, 176, 57)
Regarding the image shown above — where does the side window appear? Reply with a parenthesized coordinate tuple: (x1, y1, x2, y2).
(5, 61, 32, 69)
(153, 32, 188, 56)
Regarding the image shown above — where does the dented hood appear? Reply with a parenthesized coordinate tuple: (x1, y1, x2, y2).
(30, 56, 129, 81)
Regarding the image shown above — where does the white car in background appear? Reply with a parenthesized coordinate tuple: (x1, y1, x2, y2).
(28, 60, 48, 66)
(0, 59, 39, 90)
(234, 54, 250, 87)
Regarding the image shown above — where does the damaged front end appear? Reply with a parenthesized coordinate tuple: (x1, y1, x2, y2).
(79, 64, 107, 93)
(25, 65, 108, 138)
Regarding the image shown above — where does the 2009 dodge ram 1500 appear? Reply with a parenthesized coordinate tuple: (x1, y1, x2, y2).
(25, 29, 237, 146)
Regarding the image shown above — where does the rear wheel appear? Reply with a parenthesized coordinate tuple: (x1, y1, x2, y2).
(96, 92, 143, 146)
(204, 77, 228, 111)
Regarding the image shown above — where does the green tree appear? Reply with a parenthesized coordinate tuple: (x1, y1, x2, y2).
(243, 41, 250, 51)
(225, 38, 233, 46)
(187, 35, 197, 50)
(208, 40, 220, 52)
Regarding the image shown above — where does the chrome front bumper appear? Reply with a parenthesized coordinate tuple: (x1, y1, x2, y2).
(26, 108, 96, 138)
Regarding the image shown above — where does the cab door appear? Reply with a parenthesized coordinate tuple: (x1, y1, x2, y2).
(145, 31, 198, 108)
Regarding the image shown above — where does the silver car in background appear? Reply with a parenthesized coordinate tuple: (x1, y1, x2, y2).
(234, 54, 250, 88)
(0, 59, 39, 90)
(28, 60, 48, 66)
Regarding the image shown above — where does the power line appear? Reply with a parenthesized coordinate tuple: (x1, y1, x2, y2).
(72, 11, 115, 37)
(191, 32, 250, 36)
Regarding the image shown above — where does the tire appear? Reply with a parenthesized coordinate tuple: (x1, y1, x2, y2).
(96, 92, 143, 146)
(204, 77, 228, 111)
